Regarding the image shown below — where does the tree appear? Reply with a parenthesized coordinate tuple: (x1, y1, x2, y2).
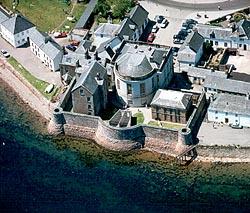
(94, 0, 111, 18)
(112, 0, 135, 19)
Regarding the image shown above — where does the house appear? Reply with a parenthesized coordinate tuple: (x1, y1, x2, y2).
(93, 23, 120, 47)
(0, 14, 35, 47)
(0, 7, 10, 35)
(117, 4, 148, 41)
(151, 89, 192, 124)
(29, 29, 63, 71)
(196, 21, 250, 51)
(177, 31, 204, 68)
(208, 93, 250, 127)
(71, 61, 108, 115)
(185, 66, 227, 85)
(114, 41, 174, 107)
(203, 75, 250, 97)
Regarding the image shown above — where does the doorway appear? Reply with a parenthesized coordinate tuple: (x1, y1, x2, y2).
(225, 118, 229, 123)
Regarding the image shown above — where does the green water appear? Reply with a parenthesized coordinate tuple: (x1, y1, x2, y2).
(0, 79, 250, 212)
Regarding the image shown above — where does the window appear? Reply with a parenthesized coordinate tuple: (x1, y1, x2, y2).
(140, 83, 145, 96)
(79, 89, 84, 96)
(215, 116, 218, 119)
(127, 84, 132, 95)
(225, 112, 228, 116)
(239, 44, 242, 48)
(235, 114, 238, 117)
(87, 97, 91, 102)
(215, 41, 218, 45)
(224, 42, 228, 47)
(88, 105, 91, 109)
(22, 32, 24, 35)
(215, 111, 218, 114)
(117, 79, 120, 89)
(17, 40, 20, 44)
(152, 77, 155, 89)
(22, 38, 25, 42)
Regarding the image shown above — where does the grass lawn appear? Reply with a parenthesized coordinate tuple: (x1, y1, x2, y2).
(7, 57, 59, 100)
(133, 112, 144, 124)
(147, 120, 184, 130)
(0, 0, 86, 32)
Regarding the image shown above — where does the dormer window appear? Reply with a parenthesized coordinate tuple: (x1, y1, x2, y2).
(210, 31, 215, 39)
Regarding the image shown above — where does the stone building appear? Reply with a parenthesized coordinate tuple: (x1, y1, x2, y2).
(71, 61, 108, 115)
(208, 93, 250, 127)
(114, 41, 173, 107)
(151, 89, 192, 124)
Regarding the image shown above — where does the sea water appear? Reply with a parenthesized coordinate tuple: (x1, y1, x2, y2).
(0, 80, 249, 212)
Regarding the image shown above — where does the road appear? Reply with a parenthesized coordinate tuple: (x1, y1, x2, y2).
(151, 0, 250, 11)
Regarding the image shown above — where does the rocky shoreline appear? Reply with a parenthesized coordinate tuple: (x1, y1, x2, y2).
(0, 62, 249, 163)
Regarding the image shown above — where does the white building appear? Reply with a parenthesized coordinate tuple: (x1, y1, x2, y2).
(29, 29, 63, 71)
(0, 14, 35, 47)
(208, 93, 250, 127)
(196, 20, 250, 51)
(114, 41, 173, 107)
(0, 7, 10, 35)
(177, 31, 204, 68)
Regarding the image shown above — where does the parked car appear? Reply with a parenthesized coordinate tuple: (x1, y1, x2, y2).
(186, 19, 198, 25)
(54, 32, 67, 38)
(152, 25, 159, 33)
(71, 40, 80, 46)
(66, 44, 76, 51)
(172, 47, 179, 56)
(229, 124, 243, 129)
(173, 39, 184, 44)
(160, 18, 169, 28)
(147, 33, 155, 43)
(1, 49, 10, 58)
(155, 15, 164, 23)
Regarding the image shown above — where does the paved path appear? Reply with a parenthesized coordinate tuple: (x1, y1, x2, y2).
(0, 37, 62, 86)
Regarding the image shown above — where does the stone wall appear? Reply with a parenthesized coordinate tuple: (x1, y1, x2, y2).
(59, 77, 76, 110)
(186, 92, 207, 138)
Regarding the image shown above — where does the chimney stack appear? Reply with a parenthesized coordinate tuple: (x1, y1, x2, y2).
(94, 51, 99, 60)
(85, 49, 90, 59)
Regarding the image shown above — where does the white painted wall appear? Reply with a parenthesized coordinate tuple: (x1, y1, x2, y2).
(208, 109, 250, 127)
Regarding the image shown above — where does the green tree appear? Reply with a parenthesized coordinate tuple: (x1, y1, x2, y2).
(112, 0, 135, 18)
(95, 0, 111, 18)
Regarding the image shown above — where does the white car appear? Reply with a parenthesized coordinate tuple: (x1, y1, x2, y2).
(152, 25, 159, 33)
(1, 49, 10, 58)
(160, 18, 169, 28)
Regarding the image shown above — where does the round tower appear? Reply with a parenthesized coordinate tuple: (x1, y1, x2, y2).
(175, 127, 192, 153)
(48, 107, 65, 135)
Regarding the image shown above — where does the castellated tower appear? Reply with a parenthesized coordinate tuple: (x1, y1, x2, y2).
(48, 107, 65, 135)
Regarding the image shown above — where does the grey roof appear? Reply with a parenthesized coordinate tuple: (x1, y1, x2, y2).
(30, 28, 62, 59)
(151, 89, 192, 110)
(237, 19, 250, 39)
(180, 31, 204, 53)
(129, 4, 148, 28)
(116, 53, 152, 78)
(117, 17, 136, 40)
(115, 42, 170, 79)
(187, 67, 227, 79)
(74, 0, 98, 29)
(75, 40, 93, 54)
(0, 8, 10, 24)
(1, 14, 34, 34)
(209, 93, 250, 115)
(196, 24, 232, 40)
(72, 61, 106, 94)
(94, 23, 120, 37)
(204, 75, 250, 95)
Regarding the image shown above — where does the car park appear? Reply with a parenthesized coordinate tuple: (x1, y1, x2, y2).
(152, 24, 159, 33)
(173, 39, 184, 44)
(160, 18, 169, 28)
(1, 49, 10, 58)
(147, 33, 156, 43)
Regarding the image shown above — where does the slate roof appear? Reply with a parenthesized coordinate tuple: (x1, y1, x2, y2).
(117, 18, 136, 40)
(180, 31, 204, 53)
(204, 75, 250, 95)
(196, 24, 232, 40)
(74, 0, 98, 29)
(1, 14, 34, 34)
(0, 8, 10, 24)
(151, 89, 192, 110)
(75, 40, 93, 54)
(72, 61, 107, 94)
(237, 19, 250, 39)
(129, 4, 148, 28)
(187, 67, 227, 79)
(30, 29, 62, 59)
(117, 53, 152, 78)
(209, 93, 250, 115)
